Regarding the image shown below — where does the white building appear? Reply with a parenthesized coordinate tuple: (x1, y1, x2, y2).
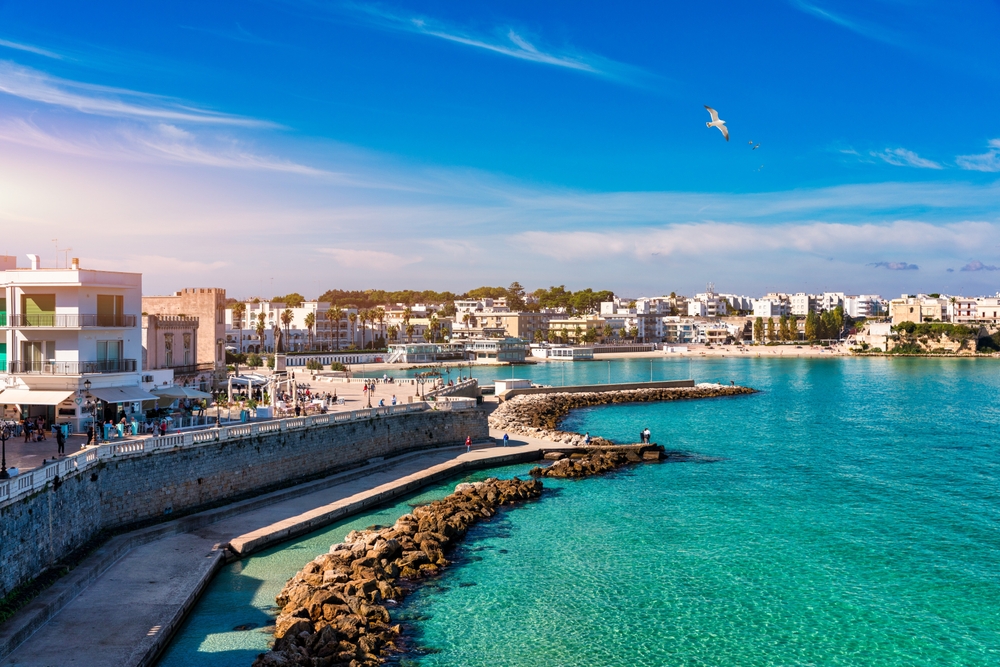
(844, 295, 886, 319)
(753, 298, 791, 318)
(790, 293, 820, 316)
(0, 254, 155, 432)
(226, 301, 362, 352)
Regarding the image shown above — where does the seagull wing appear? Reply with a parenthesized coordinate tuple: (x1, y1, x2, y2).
(717, 124, 729, 141)
(704, 105, 720, 122)
(753, 143, 760, 150)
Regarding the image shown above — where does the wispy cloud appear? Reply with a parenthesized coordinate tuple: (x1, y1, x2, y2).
(317, 247, 422, 268)
(960, 260, 1000, 272)
(0, 38, 63, 60)
(790, 1, 904, 48)
(871, 148, 943, 169)
(343, 4, 649, 86)
(956, 139, 1000, 172)
(0, 61, 273, 127)
(868, 261, 919, 271)
(0, 117, 329, 176)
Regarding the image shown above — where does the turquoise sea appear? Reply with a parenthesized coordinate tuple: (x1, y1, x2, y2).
(160, 358, 1000, 666)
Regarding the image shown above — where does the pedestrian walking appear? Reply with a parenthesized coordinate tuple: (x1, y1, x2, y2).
(502, 433, 509, 447)
(465, 435, 472, 452)
(584, 432, 591, 445)
(391, 394, 397, 406)
(86, 424, 94, 445)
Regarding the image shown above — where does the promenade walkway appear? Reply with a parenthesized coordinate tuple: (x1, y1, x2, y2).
(0, 429, 561, 667)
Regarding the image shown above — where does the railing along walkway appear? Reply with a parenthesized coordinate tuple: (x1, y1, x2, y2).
(0, 402, 442, 508)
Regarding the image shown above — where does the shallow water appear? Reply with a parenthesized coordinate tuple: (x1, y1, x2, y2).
(162, 357, 1000, 666)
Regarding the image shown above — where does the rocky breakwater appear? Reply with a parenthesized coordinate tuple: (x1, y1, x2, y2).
(490, 384, 756, 445)
(252, 477, 542, 667)
(530, 447, 662, 478)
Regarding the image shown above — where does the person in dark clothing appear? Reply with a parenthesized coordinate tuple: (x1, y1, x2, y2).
(87, 425, 94, 446)
(56, 426, 65, 455)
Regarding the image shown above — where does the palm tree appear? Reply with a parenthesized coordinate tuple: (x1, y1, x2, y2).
(359, 309, 369, 350)
(374, 307, 386, 348)
(304, 311, 316, 351)
(255, 312, 266, 353)
(348, 311, 357, 348)
(232, 302, 246, 354)
(327, 306, 344, 351)
(387, 324, 399, 344)
(406, 323, 415, 343)
(429, 314, 440, 342)
(603, 322, 612, 340)
(281, 309, 293, 351)
(462, 313, 471, 330)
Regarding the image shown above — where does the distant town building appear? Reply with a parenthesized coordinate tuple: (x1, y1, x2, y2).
(143, 287, 226, 387)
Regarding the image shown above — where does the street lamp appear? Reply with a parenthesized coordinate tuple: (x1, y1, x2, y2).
(83, 378, 98, 444)
(0, 422, 11, 479)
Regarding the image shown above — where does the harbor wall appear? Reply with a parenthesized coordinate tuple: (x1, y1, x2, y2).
(497, 379, 695, 401)
(0, 408, 487, 599)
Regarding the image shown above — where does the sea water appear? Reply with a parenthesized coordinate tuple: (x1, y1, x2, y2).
(160, 358, 1000, 666)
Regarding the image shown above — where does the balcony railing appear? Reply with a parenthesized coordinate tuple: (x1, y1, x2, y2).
(7, 359, 138, 375)
(6, 314, 137, 328)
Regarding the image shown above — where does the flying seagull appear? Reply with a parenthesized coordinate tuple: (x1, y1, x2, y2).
(704, 105, 728, 141)
(752, 143, 760, 150)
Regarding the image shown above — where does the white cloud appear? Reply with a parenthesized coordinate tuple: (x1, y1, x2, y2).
(0, 60, 272, 127)
(0, 117, 332, 176)
(0, 38, 63, 60)
(344, 5, 648, 86)
(956, 139, 1000, 172)
(516, 220, 994, 262)
(870, 147, 943, 169)
(317, 248, 422, 268)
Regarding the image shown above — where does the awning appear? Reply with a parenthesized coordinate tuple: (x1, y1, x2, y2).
(152, 386, 213, 400)
(89, 386, 159, 403)
(0, 389, 75, 405)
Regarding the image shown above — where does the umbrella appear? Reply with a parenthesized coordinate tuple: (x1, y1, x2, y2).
(152, 386, 213, 400)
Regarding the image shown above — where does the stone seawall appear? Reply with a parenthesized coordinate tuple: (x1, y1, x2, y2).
(0, 410, 487, 600)
(489, 384, 756, 446)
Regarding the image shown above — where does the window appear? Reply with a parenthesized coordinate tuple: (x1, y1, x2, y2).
(22, 341, 55, 369)
(97, 340, 122, 370)
(22, 294, 55, 326)
(97, 294, 124, 326)
(183, 333, 192, 366)
(164, 334, 173, 367)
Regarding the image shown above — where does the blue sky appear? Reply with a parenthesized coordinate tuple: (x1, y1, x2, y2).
(1, 0, 999, 298)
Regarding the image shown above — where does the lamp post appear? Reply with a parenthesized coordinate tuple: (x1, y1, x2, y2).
(83, 378, 98, 444)
(0, 422, 11, 479)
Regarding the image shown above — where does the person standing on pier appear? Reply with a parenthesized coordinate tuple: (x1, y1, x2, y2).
(643, 427, 651, 444)
(502, 433, 509, 447)
(466, 435, 472, 452)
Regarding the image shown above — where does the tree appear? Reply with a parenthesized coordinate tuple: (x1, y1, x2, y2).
(387, 324, 399, 343)
(574, 324, 582, 343)
(533, 329, 544, 343)
(547, 329, 557, 343)
(281, 309, 293, 350)
(804, 311, 818, 341)
(507, 282, 526, 311)
(766, 317, 776, 343)
(603, 323, 613, 340)
(374, 307, 386, 347)
(429, 314, 441, 342)
(232, 302, 246, 355)
(247, 353, 262, 368)
(304, 311, 316, 351)
(349, 312, 358, 348)
(628, 326, 639, 340)
(753, 317, 764, 343)
(327, 306, 344, 351)
(406, 322, 415, 343)
(787, 317, 798, 341)
(358, 309, 368, 349)
(255, 312, 266, 352)
(272, 293, 305, 308)
(423, 329, 432, 342)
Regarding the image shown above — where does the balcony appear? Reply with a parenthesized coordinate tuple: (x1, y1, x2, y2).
(7, 359, 138, 375)
(6, 314, 138, 328)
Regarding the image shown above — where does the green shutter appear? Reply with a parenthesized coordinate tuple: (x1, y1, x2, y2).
(0, 343, 6, 372)
(0, 298, 6, 327)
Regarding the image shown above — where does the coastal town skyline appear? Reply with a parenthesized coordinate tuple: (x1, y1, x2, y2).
(2, 1, 1000, 295)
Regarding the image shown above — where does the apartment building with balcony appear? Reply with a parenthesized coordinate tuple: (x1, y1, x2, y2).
(0, 254, 154, 431)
